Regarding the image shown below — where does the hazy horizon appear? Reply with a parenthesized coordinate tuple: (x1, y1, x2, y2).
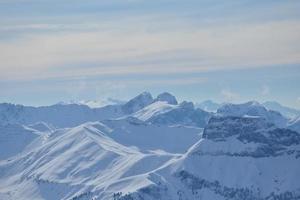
(1, 0, 300, 108)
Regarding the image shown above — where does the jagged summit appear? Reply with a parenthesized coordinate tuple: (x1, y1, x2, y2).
(154, 92, 178, 105)
(122, 92, 154, 114)
(1, 96, 300, 200)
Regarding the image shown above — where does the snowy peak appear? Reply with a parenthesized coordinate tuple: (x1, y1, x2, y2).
(154, 92, 178, 105)
(217, 101, 288, 127)
(122, 92, 154, 114)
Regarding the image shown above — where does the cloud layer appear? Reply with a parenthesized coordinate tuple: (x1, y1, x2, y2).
(1, 0, 300, 81)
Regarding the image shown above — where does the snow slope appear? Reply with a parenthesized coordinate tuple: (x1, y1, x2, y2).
(132, 101, 177, 121)
(27, 122, 54, 132)
(0, 122, 181, 200)
(0, 124, 40, 160)
(1, 94, 300, 200)
(287, 116, 300, 133)
(114, 116, 300, 200)
(217, 101, 288, 128)
(102, 117, 202, 153)
(133, 101, 211, 128)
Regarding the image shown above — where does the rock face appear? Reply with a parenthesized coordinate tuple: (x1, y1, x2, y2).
(122, 92, 154, 114)
(154, 92, 178, 105)
(202, 116, 300, 157)
(116, 116, 300, 200)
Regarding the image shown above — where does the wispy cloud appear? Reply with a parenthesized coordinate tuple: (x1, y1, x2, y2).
(1, 19, 300, 81)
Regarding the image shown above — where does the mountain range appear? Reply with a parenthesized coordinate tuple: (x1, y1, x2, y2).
(0, 92, 300, 200)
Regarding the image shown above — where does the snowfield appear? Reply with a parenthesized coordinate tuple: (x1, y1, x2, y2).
(0, 92, 300, 200)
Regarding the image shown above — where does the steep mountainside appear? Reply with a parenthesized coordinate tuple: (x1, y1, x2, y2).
(102, 117, 202, 153)
(0, 124, 40, 160)
(0, 122, 182, 200)
(115, 116, 300, 200)
(1, 94, 300, 200)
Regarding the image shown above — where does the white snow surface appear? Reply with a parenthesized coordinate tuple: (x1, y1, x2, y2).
(1, 95, 300, 200)
(0, 122, 182, 200)
(133, 101, 177, 121)
(217, 101, 288, 127)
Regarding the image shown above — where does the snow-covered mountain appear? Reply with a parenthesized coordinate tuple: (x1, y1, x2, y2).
(102, 117, 202, 153)
(1, 93, 300, 200)
(217, 101, 288, 128)
(0, 120, 199, 200)
(0, 93, 150, 128)
(121, 92, 154, 114)
(0, 92, 211, 129)
(0, 103, 123, 128)
(114, 116, 300, 200)
(0, 124, 40, 160)
(133, 101, 211, 128)
(263, 101, 300, 119)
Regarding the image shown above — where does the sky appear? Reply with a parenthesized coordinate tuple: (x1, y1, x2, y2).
(0, 0, 300, 108)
